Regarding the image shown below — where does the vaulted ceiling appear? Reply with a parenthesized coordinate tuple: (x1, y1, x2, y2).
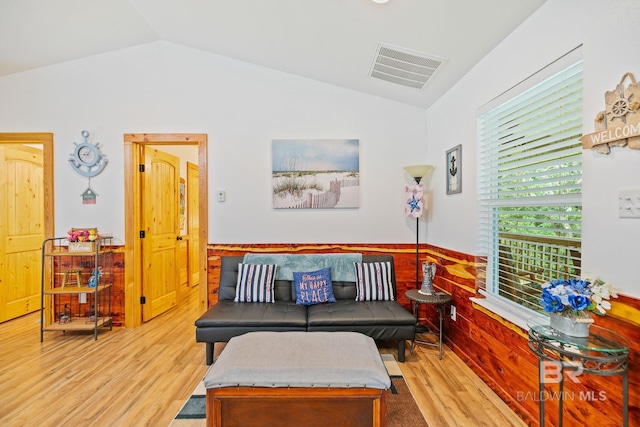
(0, 0, 546, 109)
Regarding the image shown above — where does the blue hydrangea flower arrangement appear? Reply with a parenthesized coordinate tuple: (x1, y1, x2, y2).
(540, 278, 617, 316)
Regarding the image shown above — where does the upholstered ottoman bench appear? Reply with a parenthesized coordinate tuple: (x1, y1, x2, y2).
(203, 331, 391, 427)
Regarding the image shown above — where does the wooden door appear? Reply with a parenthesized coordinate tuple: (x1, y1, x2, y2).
(0, 145, 44, 322)
(141, 148, 180, 321)
(178, 238, 189, 296)
(186, 162, 200, 287)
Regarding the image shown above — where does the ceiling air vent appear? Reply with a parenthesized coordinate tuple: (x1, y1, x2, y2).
(369, 43, 447, 89)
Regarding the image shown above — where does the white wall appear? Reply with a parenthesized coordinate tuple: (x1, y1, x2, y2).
(4, 1, 637, 297)
(425, 0, 640, 297)
(0, 41, 429, 246)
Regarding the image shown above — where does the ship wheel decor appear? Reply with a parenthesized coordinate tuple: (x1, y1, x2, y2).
(68, 130, 108, 177)
(581, 72, 640, 154)
(68, 130, 108, 204)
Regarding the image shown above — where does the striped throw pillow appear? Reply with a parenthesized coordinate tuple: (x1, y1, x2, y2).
(354, 261, 395, 301)
(234, 263, 277, 303)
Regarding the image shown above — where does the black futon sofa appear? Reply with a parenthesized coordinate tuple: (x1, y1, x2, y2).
(195, 254, 416, 364)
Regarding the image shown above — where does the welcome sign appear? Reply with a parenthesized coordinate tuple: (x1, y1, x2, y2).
(582, 123, 640, 147)
(581, 72, 640, 154)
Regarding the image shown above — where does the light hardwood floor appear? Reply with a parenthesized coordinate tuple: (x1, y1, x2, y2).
(0, 288, 526, 426)
(385, 340, 527, 426)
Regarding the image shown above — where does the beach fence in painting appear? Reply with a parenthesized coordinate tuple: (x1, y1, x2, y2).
(284, 177, 359, 209)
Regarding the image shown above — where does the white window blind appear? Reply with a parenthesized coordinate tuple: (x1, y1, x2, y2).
(477, 59, 583, 313)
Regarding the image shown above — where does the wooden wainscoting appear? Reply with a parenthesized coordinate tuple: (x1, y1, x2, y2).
(206, 243, 640, 426)
(424, 244, 640, 427)
(206, 243, 423, 311)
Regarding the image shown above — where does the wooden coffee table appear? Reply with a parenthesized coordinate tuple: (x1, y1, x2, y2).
(204, 331, 390, 427)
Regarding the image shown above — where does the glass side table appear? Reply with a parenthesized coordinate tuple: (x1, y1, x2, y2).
(527, 317, 630, 427)
(405, 289, 452, 359)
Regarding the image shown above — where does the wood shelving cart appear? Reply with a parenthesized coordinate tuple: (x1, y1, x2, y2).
(40, 236, 113, 341)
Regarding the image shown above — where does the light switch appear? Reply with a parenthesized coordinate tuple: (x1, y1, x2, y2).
(618, 190, 640, 218)
(217, 190, 226, 202)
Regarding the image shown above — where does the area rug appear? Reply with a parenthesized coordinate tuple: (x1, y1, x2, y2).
(170, 354, 427, 427)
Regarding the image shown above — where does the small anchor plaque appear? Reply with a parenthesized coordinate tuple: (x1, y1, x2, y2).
(446, 144, 462, 195)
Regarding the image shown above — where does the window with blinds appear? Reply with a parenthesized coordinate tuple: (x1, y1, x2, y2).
(477, 59, 583, 313)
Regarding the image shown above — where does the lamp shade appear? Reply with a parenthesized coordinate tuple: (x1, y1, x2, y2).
(403, 164, 434, 182)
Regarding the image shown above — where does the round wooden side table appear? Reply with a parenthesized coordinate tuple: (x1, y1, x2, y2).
(405, 289, 452, 359)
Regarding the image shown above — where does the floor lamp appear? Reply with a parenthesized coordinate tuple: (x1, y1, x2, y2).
(404, 165, 434, 288)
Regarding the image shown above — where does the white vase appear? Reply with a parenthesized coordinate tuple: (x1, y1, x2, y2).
(549, 311, 593, 337)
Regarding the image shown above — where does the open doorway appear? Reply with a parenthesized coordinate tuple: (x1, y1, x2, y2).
(123, 134, 208, 328)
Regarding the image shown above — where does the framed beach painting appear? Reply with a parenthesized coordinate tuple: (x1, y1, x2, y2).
(272, 139, 360, 209)
(446, 144, 461, 195)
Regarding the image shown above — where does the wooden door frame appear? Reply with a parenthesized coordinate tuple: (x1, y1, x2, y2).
(186, 161, 199, 288)
(0, 133, 54, 238)
(124, 134, 208, 328)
